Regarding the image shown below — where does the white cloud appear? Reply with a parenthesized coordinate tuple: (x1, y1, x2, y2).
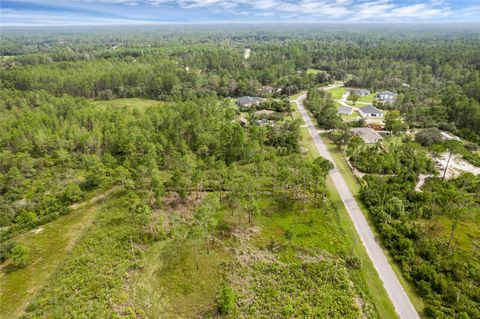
(1, 0, 479, 25)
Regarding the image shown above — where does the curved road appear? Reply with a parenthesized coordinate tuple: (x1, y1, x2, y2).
(295, 92, 419, 319)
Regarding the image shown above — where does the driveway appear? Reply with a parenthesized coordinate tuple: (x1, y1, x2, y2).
(295, 93, 419, 319)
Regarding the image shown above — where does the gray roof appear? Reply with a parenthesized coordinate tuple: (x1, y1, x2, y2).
(359, 105, 382, 115)
(237, 96, 263, 106)
(351, 127, 383, 143)
(337, 106, 353, 114)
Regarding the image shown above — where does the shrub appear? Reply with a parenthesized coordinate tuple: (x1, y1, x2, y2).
(10, 244, 30, 267)
(464, 142, 479, 152)
(15, 211, 37, 225)
(62, 183, 83, 205)
(345, 256, 362, 269)
(282, 304, 294, 316)
(415, 128, 443, 146)
(0, 241, 17, 263)
(217, 283, 236, 315)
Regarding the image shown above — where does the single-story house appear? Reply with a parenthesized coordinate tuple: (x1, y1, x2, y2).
(236, 96, 264, 111)
(337, 105, 353, 115)
(351, 89, 370, 96)
(352, 127, 384, 144)
(359, 105, 384, 118)
(255, 109, 275, 116)
(377, 91, 396, 102)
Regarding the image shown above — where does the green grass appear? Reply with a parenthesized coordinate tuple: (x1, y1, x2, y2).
(129, 239, 227, 318)
(92, 98, 165, 111)
(383, 135, 405, 149)
(0, 203, 100, 319)
(328, 87, 347, 99)
(357, 93, 377, 103)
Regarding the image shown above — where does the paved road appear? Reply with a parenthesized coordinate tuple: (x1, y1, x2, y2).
(295, 93, 419, 319)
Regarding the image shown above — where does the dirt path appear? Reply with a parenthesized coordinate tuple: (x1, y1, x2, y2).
(415, 174, 431, 192)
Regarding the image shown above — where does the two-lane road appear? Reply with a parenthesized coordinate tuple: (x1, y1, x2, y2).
(295, 93, 419, 319)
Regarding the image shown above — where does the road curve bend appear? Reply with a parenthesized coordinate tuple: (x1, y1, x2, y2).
(295, 93, 419, 319)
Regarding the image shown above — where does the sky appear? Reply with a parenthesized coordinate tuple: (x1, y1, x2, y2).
(1, 0, 479, 26)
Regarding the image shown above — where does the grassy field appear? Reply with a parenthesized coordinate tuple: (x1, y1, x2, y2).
(0, 202, 102, 319)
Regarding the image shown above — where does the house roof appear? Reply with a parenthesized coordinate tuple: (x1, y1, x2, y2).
(338, 106, 353, 113)
(237, 96, 263, 105)
(351, 127, 383, 142)
(359, 105, 382, 114)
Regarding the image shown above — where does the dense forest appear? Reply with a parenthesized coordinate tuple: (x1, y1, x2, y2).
(1, 25, 479, 319)
(2, 26, 479, 144)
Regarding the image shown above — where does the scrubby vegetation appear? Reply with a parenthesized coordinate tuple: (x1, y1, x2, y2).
(1, 25, 479, 318)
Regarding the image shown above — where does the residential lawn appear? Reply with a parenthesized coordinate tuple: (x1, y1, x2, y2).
(357, 93, 377, 103)
(0, 202, 102, 319)
(328, 87, 347, 99)
(92, 98, 165, 111)
(342, 113, 362, 122)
